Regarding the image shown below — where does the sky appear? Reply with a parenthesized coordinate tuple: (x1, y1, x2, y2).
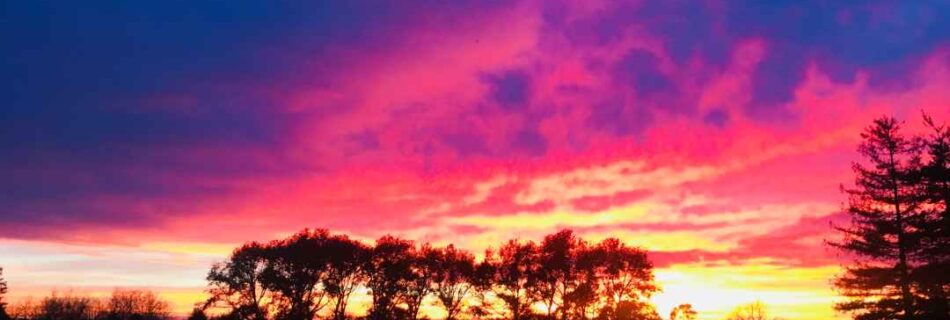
(1, 1, 949, 319)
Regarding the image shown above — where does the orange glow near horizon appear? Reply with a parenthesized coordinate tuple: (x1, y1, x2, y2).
(2, 239, 850, 319)
(6, 239, 845, 319)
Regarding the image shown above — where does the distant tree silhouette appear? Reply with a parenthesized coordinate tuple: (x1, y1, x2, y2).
(669, 303, 697, 320)
(0, 267, 8, 320)
(425, 245, 475, 320)
(831, 117, 929, 319)
(8, 297, 39, 320)
(206, 242, 272, 320)
(261, 230, 332, 320)
(599, 300, 661, 320)
(187, 308, 209, 320)
(102, 289, 170, 320)
(5, 290, 169, 320)
(322, 234, 369, 320)
(726, 301, 768, 320)
(365, 235, 414, 320)
(38, 293, 99, 320)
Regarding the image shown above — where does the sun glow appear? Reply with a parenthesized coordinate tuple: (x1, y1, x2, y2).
(653, 262, 846, 320)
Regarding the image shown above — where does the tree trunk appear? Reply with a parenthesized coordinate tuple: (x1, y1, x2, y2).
(891, 150, 914, 319)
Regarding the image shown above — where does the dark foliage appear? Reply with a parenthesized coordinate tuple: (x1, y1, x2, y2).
(365, 235, 414, 320)
(5, 290, 169, 320)
(832, 114, 950, 319)
(916, 114, 950, 318)
(205, 242, 271, 320)
(669, 303, 697, 320)
(0, 267, 8, 320)
(425, 245, 475, 320)
(187, 308, 209, 320)
(102, 289, 170, 320)
(322, 235, 369, 320)
(262, 230, 333, 320)
(202, 229, 661, 320)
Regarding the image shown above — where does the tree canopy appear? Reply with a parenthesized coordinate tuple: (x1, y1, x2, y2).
(832, 114, 950, 320)
(202, 229, 663, 320)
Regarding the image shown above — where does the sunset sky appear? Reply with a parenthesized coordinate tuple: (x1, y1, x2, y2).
(2, 1, 949, 319)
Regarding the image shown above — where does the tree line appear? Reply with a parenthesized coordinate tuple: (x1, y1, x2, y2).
(0, 287, 170, 320)
(831, 114, 949, 320)
(195, 229, 695, 320)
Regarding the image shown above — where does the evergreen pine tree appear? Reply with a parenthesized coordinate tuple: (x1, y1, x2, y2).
(915, 114, 950, 318)
(832, 117, 927, 319)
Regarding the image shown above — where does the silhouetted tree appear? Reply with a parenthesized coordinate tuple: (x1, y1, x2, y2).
(669, 303, 697, 320)
(102, 289, 170, 320)
(201, 228, 665, 320)
(726, 301, 768, 320)
(0, 267, 8, 320)
(469, 259, 503, 320)
(425, 245, 475, 320)
(187, 308, 209, 320)
(206, 242, 272, 320)
(366, 235, 414, 320)
(831, 117, 928, 319)
(479, 239, 540, 320)
(915, 114, 950, 318)
(36, 292, 99, 320)
(534, 229, 591, 319)
(590, 238, 657, 318)
(558, 260, 598, 320)
(402, 244, 437, 320)
(323, 234, 369, 320)
(8, 297, 39, 320)
(4, 290, 169, 320)
(597, 300, 660, 320)
(261, 230, 332, 320)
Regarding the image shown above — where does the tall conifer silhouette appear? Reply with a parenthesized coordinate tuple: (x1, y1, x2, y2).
(832, 117, 926, 319)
